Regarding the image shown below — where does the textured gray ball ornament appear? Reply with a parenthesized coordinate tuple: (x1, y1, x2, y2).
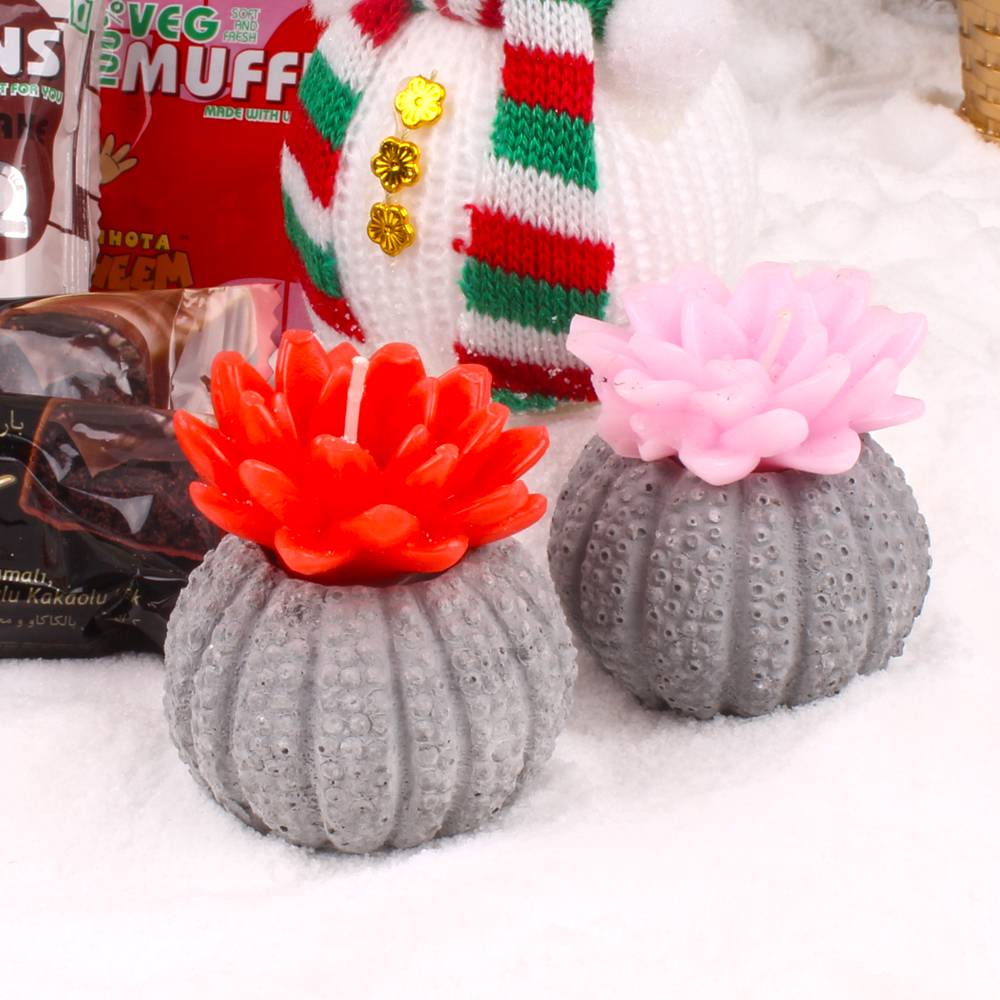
(163, 535, 576, 852)
(548, 435, 930, 719)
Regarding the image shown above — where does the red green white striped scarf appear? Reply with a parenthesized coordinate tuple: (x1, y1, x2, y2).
(283, 0, 615, 410)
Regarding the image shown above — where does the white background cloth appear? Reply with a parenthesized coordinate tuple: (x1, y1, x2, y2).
(3, 2, 998, 997)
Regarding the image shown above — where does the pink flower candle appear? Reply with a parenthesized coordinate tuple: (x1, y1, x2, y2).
(567, 263, 926, 486)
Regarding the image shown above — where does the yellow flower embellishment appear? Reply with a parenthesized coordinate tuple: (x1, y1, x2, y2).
(367, 202, 415, 256)
(371, 136, 421, 194)
(395, 76, 446, 129)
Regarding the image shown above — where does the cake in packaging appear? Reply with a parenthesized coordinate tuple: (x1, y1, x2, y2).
(0, 283, 281, 656)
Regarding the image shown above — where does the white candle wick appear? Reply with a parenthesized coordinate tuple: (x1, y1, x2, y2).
(343, 355, 369, 445)
(760, 309, 793, 376)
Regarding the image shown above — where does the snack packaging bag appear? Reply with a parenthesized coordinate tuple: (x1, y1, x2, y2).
(0, 0, 107, 297)
(93, 1, 320, 329)
(0, 284, 282, 656)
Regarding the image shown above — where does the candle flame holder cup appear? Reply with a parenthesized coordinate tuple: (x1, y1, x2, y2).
(548, 263, 931, 719)
(163, 332, 576, 852)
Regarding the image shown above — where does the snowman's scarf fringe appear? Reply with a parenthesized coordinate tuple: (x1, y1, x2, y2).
(282, 0, 614, 408)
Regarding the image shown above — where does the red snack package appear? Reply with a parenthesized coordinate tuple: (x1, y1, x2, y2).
(92, 1, 320, 330)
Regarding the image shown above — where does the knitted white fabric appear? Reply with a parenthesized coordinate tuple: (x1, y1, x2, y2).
(283, 0, 755, 408)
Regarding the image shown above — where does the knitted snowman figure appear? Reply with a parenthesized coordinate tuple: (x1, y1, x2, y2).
(283, 0, 754, 410)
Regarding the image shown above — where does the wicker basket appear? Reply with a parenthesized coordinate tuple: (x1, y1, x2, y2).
(960, 0, 1000, 140)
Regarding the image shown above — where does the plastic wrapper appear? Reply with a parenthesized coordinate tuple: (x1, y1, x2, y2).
(94, 2, 320, 329)
(0, 284, 282, 656)
(0, 1, 107, 297)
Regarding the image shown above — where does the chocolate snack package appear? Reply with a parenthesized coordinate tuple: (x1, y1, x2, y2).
(0, 1, 107, 297)
(0, 392, 218, 656)
(93, 2, 320, 329)
(0, 284, 282, 656)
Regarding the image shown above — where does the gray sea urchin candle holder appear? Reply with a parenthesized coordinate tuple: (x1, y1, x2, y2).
(164, 534, 576, 852)
(548, 435, 930, 719)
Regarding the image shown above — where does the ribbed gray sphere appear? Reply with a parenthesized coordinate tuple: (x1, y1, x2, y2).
(548, 435, 930, 719)
(164, 535, 576, 852)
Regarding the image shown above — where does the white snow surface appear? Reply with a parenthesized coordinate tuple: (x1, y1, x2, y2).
(3, 2, 998, 997)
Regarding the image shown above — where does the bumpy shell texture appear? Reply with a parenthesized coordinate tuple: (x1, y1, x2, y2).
(567, 263, 926, 485)
(164, 534, 576, 852)
(548, 435, 930, 718)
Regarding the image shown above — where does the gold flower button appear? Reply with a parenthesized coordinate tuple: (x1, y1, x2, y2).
(371, 136, 421, 194)
(395, 76, 446, 129)
(367, 202, 415, 256)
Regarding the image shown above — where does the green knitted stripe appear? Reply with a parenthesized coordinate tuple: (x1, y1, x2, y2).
(460, 258, 608, 333)
(283, 193, 342, 300)
(491, 388, 560, 412)
(491, 98, 598, 192)
(577, 0, 614, 40)
(297, 51, 359, 151)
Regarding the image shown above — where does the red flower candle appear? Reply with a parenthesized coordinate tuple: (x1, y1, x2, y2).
(174, 331, 549, 584)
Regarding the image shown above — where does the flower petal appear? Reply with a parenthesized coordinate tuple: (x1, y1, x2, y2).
(461, 426, 549, 497)
(812, 357, 901, 432)
(771, 355, 851, 419)
(703, 358, 770, 390)
(719, 408, 809, 458)
(275, 329, 331, 434)
(621, 281, 684, 343)
(628, 335, 704, 384)
(444, 404, 509, 496)
(612, 369, 695, 409)
(433, 364, 492, 439)
(828, 305, 898, 367)
(274, 526, 356, 577)
(465, 493, 546, 547)
(339, 504, 419, 552)
(378, 535, 468, 575)
(400, 444, 461, 514)
(327, 341, 359, 370)
(211, 351, 273, 442)
(726, 262, 796, 344)
(632, 410, 713, 463)
(878, 312, 927, 371)
(690, 380, 769, 428)
(189, 482, 277, 549)
(772, 323, 829, 391)
(671, 263, 731, 304)
(770, 429, 862, 476)
(598, 404, 643, 459)
(302, 436, 382, 519)
(306, 364, 352, 439)
(239, 460, 318, 529)
(801, 268, 871, 338)
(677, 445, 760, 486)
(441, 481, 530, 535)
(358, 343, 426, 456)
(174, 410, 246, 497)
(681, 296, 751, 364)
(383, 424, 434, 483)
(850, 394, 925, 433)
(240, 390, 299, 476)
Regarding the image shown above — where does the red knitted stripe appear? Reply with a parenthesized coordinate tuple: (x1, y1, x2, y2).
(351, 0, 412, 46)
(432, 0, 464, 22)
(501, 43, 594, 122)
(300, 271, 365, 342)
(454, 344, 597, 402)
(463, 207, 614, 296)
(285, 106, 341, 208)
(479, 0, 502, 27)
